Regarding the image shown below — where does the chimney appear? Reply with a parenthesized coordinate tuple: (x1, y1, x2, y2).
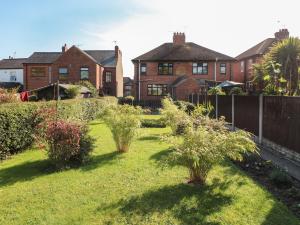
(173, 32, 186, 45)
(115, 45, 119, 60)
(274, 29, 289, 40)
(62, 44, 68, 53)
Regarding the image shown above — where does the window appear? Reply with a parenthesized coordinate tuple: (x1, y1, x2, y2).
(9, 71, 17, 82)
(240, 61, 244, 73)
(248, 59, 253, 70)
(193, 62, 208, 75)
(80, 67, 89, 80)
(140, 63, 147, 75)
(59, 67, 68, 80)
(147, 84, 168, 96)
(220, 63, 226, 74)
(105, 72, 112, 82)
(158, 63, 173, 75)
(31, 67, 46, 77)
(124, 85, 132, 97)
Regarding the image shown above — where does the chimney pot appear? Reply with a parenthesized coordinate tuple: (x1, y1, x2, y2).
(62, 44, 68, 53)
(275, 29, 289, 40)
(173, 32, 186, 45)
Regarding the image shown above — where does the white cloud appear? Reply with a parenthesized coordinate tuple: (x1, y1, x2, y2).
(81, 0, 300, 77)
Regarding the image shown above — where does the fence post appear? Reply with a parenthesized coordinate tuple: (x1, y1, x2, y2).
(215, 94, 218, 119)
(259, 94, 263, 144)
(191, 93, 194, 104)
(232, 94, 235, 131)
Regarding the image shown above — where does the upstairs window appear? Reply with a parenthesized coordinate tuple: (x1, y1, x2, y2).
(140, 63, 147, 75)
(31, 67, 46, 77)
(147, 84, 168, 96)
(105, 72, 112, 82)
(193, 62, 208, 75)
(220, 63, 226, 74)
(240, 61, 244, 73)
(80, 67, 89, 80)
(158, 63, 173, 75)
(59, 67, 68, 80)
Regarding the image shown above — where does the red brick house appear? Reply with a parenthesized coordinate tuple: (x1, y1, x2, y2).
(123, 77, 133, 97)
(132, 33, 236, 101)
(234, 29, 290, 87)
(23, 44, 123, 97)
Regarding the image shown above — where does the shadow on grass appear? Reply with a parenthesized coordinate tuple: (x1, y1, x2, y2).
(138, 135, 161, 141)
(261, 204, 300, 225)
(99, 179, 234, 225)
(81, 151, 119, 171)
(0, 159, 54, 187)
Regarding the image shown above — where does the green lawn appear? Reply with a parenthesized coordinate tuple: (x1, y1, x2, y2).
(0, 115, 299, 225)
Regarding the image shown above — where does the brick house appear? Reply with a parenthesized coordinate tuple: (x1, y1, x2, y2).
(123, 77, 133, 97)
(234, 29, 290, 87)
(23, 44, 123, 97)
(132, 33, 236, 101)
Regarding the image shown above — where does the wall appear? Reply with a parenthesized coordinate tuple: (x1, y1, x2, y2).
(115, 49, 124, 97)
(24, 64, 51, 90)
(0, 69, 23, 84)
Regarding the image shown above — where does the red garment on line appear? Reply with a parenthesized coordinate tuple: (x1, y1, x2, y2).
(20, 92, 29, 102)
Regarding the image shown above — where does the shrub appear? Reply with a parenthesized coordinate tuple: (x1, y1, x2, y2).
(0, 103, 41, 160)
(229, 87, 246, 95)
(42, 120, 94, 169)
(76, 80, 98, 97)
(208, 87, 225, 95)
(65, 86, 80, 99)
(174, 101, 195, 114)
(0, 88, 19, 104)
(166, 116, 257, 185)
(103, 104, 142, 153)
(141, 118, 166, 128)
(270, 169, 293, 188)
(160, 97, 191, 135)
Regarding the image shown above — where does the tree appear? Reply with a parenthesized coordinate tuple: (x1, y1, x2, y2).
(269, 37, 300, 95)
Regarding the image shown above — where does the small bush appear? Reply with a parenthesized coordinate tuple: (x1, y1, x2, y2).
(174, 101, 195, 114)
(208, 87, 225, 95)
(65, 86, 80, 99)
(229, 87, 246, 95)
(43, 120, 94, 169)
(0, 88, 19, 104)
(103, 104, 142, 153)
(76, 80, 98, 97)
(270, 169, 293, 188)
(141, 118, 166, 128)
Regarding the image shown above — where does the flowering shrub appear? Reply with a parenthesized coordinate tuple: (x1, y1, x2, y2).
(103, 104, 142, 153)
(42, 120, 93, 168)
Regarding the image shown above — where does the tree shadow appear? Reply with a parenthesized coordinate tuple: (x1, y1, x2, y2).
(138, 135, 161, 141)
(99, 179, 234, 225)
(81, 151, 120, 172)
(0, 159, 54, 187)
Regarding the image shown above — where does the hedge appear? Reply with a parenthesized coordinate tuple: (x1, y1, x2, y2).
(0, 97, 117, 160)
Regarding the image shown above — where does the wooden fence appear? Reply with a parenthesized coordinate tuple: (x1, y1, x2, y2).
(189, 94, 300, 155)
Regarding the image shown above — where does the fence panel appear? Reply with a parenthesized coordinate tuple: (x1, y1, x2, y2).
(218, 96, 232, 123)
(234, 96, 259, 135)
(263, 96, 300, 153)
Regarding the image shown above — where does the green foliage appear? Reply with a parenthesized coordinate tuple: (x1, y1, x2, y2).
(270, 169, 293, 188)
(103, 104, 142, 152)
(141, 118, 166, 128)
(76, 80, 98, 97)
(160, 97, 191, 135)
(65, 86, 80, 99)
(208, 87, 225, 95)
(229, 87, 246, 95)
(191, 102, 214, 118)
(174, 100, 195, 114)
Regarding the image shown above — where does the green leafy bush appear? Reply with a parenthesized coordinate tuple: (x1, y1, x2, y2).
(174, 101, 195, 114)
(229, 87, 246, 95)
(76, 80, 98, 97)
(103, 104, 142, 153)
(42, 120, 94, 169)
(270, 169, 293, 188)
(141, 118, 166, 128)
(208, 87, 225, 95)
(65, 86, 80, 99)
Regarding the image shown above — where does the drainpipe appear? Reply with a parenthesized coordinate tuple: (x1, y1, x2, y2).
(138, 60, 141, 101)
(214, 57, 218, 86)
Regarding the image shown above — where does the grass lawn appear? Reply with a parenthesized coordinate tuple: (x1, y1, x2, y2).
(0, 115, 299, 225)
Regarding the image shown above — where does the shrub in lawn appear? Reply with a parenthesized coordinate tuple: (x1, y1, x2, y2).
(161, 97, 191, 135)
(65, 86, 80, 99)
(141, 118, 166, 128)
(166, 117, 257, 185)
(270, 169, 293, 188)
(0, 103, 42, 160)
(42, 120, 93, 169)
(103, 104, 142, 153)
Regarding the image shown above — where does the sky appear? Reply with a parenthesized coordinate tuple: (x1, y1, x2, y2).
(0, 0, 299, 77)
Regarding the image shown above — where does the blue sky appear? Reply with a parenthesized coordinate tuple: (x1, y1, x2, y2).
(1, 0, 299, 76)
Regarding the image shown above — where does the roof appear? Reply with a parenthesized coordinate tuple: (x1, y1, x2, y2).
(0, 58, 27, 69)
(123, 77, 133, 85)
(32, 83, 91, 94)
(236, 38, 276, 60)
(132, 42, 235, 62)
(24, 48, 116, 67)
(216, 80, 244, 88)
